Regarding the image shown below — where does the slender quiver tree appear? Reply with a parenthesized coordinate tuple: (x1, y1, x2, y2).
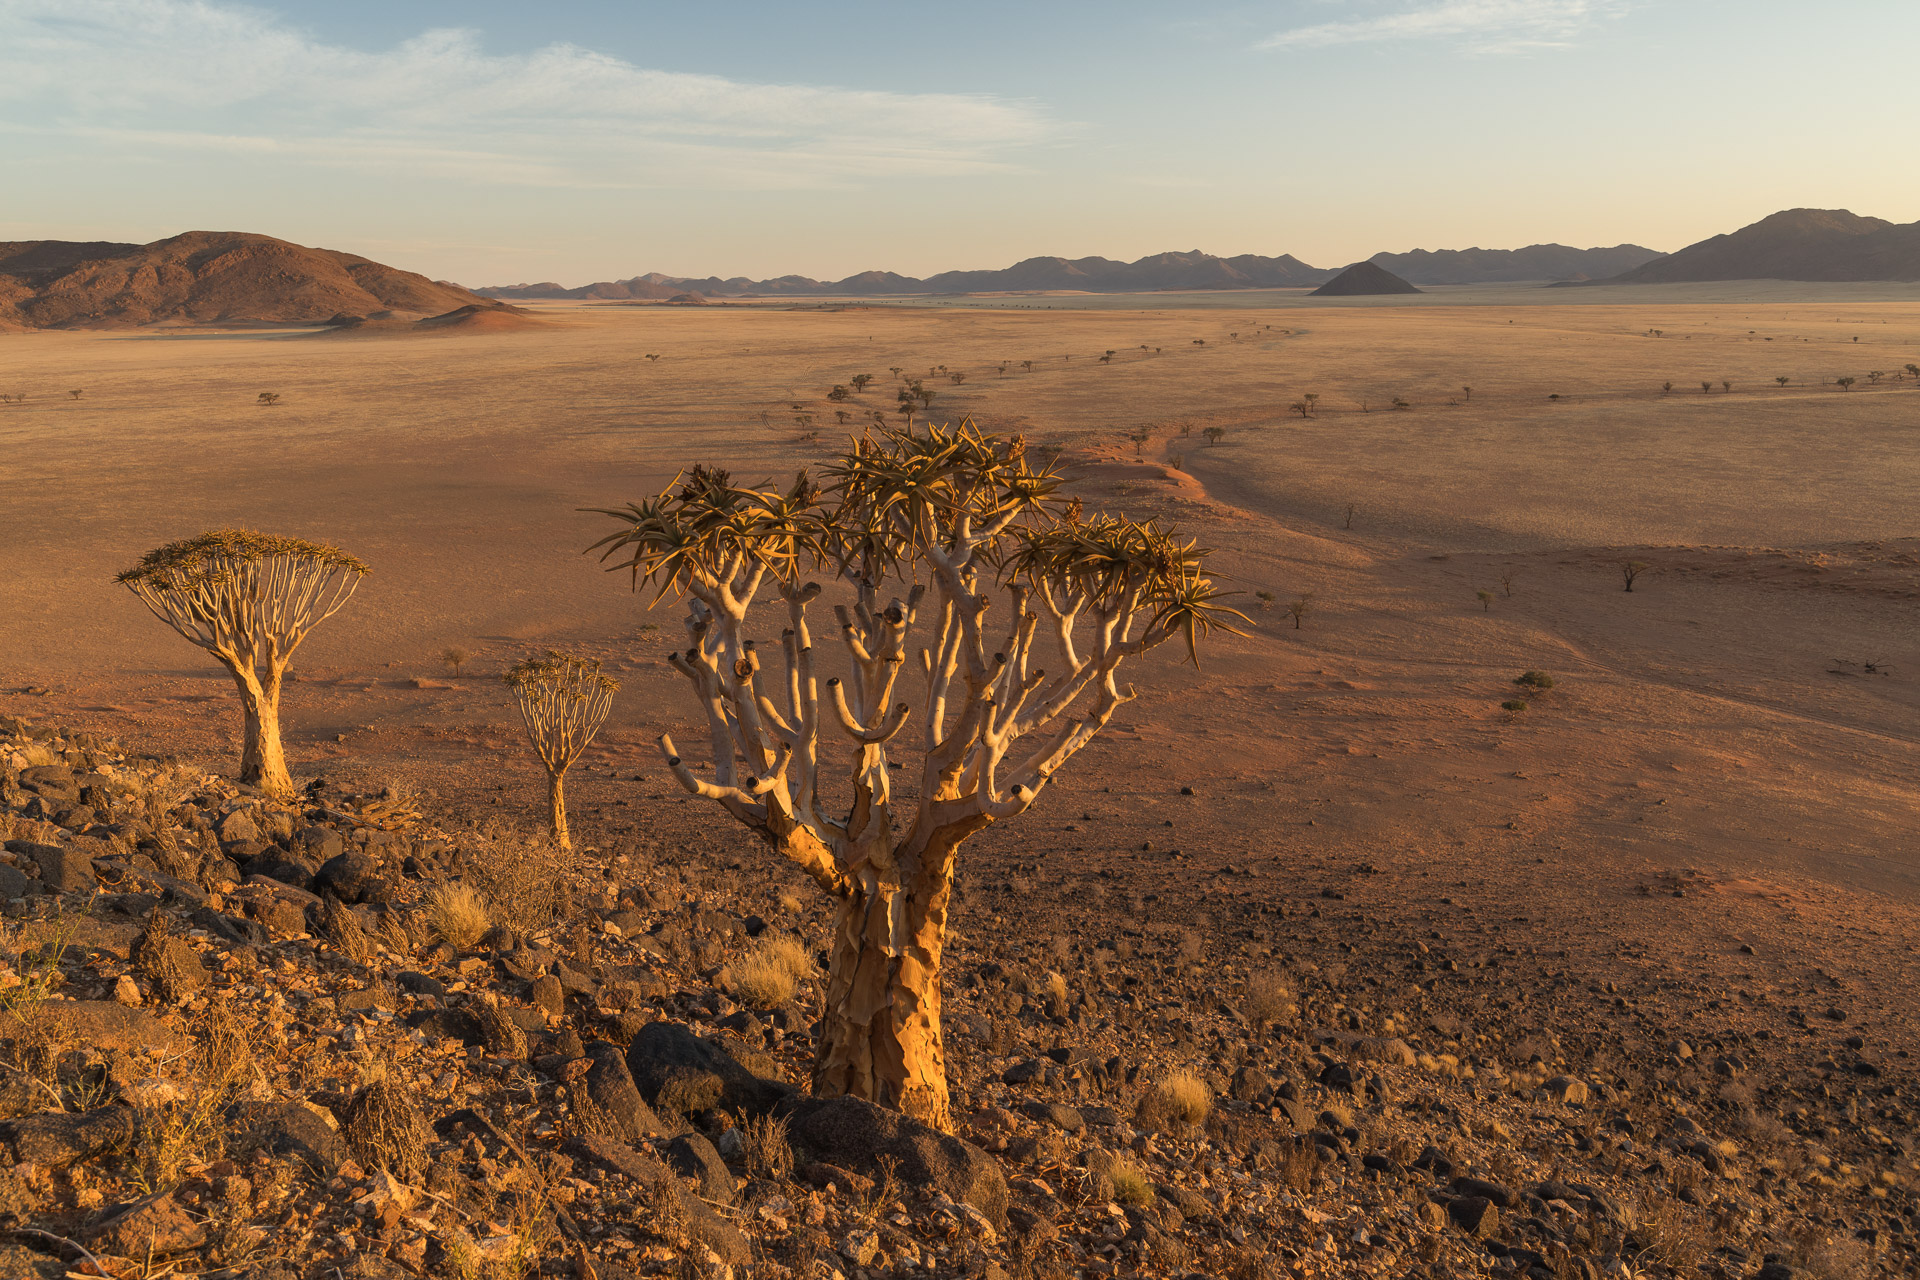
(117, 530, 368, 798)
(589, 424, 1246, 1130)
(503, 652, 618, 850)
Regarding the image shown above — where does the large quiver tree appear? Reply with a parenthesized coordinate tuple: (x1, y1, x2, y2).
(589, 424, 1245, 1131)
(503, 651, 618, 850)
(117, 529, 368, 800)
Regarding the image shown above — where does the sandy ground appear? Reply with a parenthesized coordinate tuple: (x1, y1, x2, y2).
(5, 292, 1920, 1046)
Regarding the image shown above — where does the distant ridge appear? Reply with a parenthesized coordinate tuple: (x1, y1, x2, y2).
(1370, 242, 1660, 284)
(0, 232, 484, 330)
(1604, 209, 1920, 283)
(1311, 262, 1421, 297)
(478, 242, 1658, 300)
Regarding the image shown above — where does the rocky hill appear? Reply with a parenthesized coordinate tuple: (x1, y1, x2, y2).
(1607, 210, 1920, 283)
(1311, 262, 1422, 296)
(0, 233, 485, 330)
(1370, 243, 1662, 285)
(0, 712, 1909, 1279)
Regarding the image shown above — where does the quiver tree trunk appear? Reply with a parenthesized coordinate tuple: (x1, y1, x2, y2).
(547, 770, 571, 851)
(594, 431, 1247, 1132)
(815, 857, 956, 1131)
(233, 664, 292, 798)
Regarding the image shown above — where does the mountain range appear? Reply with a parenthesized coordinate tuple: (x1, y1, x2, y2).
(477, 242, 1663, 300)
(1605, 209, 1920, 284)
(0, 231, 483, 330)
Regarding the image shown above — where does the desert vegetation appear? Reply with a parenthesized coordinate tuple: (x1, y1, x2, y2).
(586, 423, 1245, 1129)
(115, 530, 367, 798)
(501, 651, 618, 850)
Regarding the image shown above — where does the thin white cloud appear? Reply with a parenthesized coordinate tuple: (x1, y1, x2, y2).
(1260, 0, 1623, 52)
(0, 0, 1053, 188)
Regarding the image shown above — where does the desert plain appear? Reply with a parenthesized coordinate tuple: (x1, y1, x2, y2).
(5, 287, 1920, 1275)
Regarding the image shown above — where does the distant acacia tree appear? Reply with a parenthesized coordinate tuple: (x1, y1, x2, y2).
(1620, 560, 1649, 592)
(1477, 590, 1494, 612)
(1837, 376, 1856, 391)
(68, 389, 83, 400)
(1021, 360, 1034, 372)
(258, 392, 281, 406)
(1867, 371, 1884, 384)
(441, 646, 470, 676)
(1462, 386, 1472, 402)
(1290, 401, 1310, 418)
(1905, 364, 1919, 381)
(1663, 382, 1674, 394)
(1776, 376, 1790, 388)
(118, 530, 368, 797)
(1204, 426, 1226, 446)
(851, 373, 875, 392)
(587, 427, 1245, 1129)
(1287, 594, 1313, 629)
(1721, 380, 1732, 393)
(503, 652, 617, 850)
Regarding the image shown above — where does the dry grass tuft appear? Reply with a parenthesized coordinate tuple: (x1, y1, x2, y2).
(1109, 1158, 1154, 1206)
(740, 1112, 794, 1180)
(1136, 1070, 1212, 1131)
(426, 881, 492, 951)
(729, 934, 813, 1009)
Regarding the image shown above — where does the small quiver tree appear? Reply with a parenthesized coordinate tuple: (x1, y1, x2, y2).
(502, 652, 618, 850)
(589, 424, 1247, 1131)
(117, 530, 367, 799)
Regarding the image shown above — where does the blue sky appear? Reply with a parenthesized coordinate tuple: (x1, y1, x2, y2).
(3, 1, 1914, 285)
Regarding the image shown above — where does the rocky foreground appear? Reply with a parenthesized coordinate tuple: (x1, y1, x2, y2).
(0, 714, 1913, 1280)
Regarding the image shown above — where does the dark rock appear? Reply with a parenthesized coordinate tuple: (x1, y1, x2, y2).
(314, 850, 388, 904)
(5, 841, 95, 892)
(1002, 1058, 1045, 1086)
(86, 1189, 208, 1254)
(15, 766, 77, 800)
(405, 1008, 485, 1047)
(625, 1021, 792, 1118)
(0, 1108, 139, 1168)
(0, 864, 46, 898)
(1230, 1064, 1275, 1102)
(245, 855, 317, 893)
(397, 970, 447, 999)
(294, 825, 346, 862)
(581, 1040, 666, 1143)
(1447, 1195, 1500, 1236)
(234, 1100, 352, 1174)
(562, 1134, 750, 1264)
(215, 810, 260, 846)
(783, 1094, 1008, 1230)
(666, 1132, 736, 1204)
(1451, 1176, 1515, 1207)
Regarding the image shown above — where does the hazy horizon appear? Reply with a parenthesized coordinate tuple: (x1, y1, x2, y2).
(4, 0, 1917, 286)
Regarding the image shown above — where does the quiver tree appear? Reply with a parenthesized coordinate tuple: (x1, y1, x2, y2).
(117, 529, 367, 798)
(503, 652, 618, 850)
(588, 423, 1246, 1130)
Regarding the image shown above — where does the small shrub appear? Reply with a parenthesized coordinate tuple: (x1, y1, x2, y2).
(1109, 1159, 1154, 1205)
(1254, 590, 1275, 610)
(343, 1070, 431, 1180)
(1242, 971, 1294, 1029)
(1476, 589, 1494, 611)
(441, 646, 470, 675)
(740, 1112, 794, 1180)
(426, 881, 491, 950)
(1501, 699, 1528, 712)
(1514, 670, 1554, 689)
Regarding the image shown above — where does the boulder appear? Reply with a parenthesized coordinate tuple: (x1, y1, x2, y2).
(625, 1021, 792, 1118)
(783, 1094, 1008, 1230)
(580, 1040, 667, 1143)
(0, 1108, 139, 1168)
(315, 850, 389, 904)
(0, 864, 46, 898)
(234, 1100, 351, 1174)
(7, 841, 95, 892)
(665, 1132, 736, 1205)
